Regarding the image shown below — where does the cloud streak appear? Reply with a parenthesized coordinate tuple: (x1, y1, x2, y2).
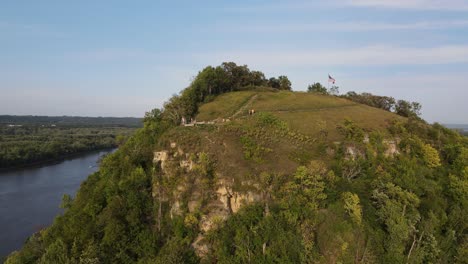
(198, 45, 468, 67)
(221, 19, 468, 33)
(344, 0, 468, 11)
(221, 1, 468, 13)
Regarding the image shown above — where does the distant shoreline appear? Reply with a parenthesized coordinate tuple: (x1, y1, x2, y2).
(0, 147, 116, 173)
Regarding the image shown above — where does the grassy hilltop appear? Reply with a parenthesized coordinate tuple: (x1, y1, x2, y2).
(6, 63, 468, 264)
(197, 90, 402, 140)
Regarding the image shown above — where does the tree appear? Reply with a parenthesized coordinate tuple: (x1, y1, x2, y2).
(39, 239, 70, 264)
(372, 182, 421, 263)
(268, 77, 280, 89)
(249, 70, 267, 86)
(278, 76, 292, 90)
(395, 100, 422, 118)
(281, 164, 327, 223)
(307, 83, 328, 94)
(421, 143, 441, 168)
(337, 119, 365, 142)
(342, 91, 395, 111)
(329, 85, 340, 95)
(342, 192, 362, 225)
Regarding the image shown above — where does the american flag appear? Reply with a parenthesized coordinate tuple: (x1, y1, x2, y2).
(328, 74, 336, 84)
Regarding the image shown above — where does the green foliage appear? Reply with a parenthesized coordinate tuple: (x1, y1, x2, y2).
(372, 182, 421, 262)
(240, 135, 272, 163)
(151, 238, 199, 264)
(395, 100, 422, 118)
(342, 91, 423, 119)
(0, 123, 136, 169)
(208, 205, 303, 263)
(337, 118, 365, 142)
(162, 62, 292, 124)
(278, 75, 292, 90)
(7, 65, 468, 264)
(307, 82, 328, 94)
(421, 143, 441, 168)
(39, 239, 70, 264)
(342, 91, 395, 112)
(281, 164, 327, 221)
(342, 192, 362, 225)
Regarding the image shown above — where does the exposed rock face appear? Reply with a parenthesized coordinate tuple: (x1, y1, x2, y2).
(153, 151, 168, 170)
(363, 134, 370, 144)
(153, 144, 263, 258)
(180, 159, 194, 171)
(346, 146, 357, 158)
(384, 139, 400, 157)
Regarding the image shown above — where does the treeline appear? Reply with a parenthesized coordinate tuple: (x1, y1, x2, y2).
(0, 125, 135, 169)
(162, 62, 291, 124)
(307, 82, 422, 118)
(0, 115, 142, 127)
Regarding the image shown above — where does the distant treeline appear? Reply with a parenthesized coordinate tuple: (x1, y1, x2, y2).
(0, 115, 142, 127)
(0, 123, 137, 169)
(444, 124, 468, 136)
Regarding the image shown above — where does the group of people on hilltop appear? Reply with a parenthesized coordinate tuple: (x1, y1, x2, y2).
(180, 117, 195, 125)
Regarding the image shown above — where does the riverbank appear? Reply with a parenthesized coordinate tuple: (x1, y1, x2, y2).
(0, 123, 136, 170)
(0, 149, 114, 258)
(0, 147, 117, 172)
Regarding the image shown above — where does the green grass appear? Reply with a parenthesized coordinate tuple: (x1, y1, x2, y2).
(252, 91, 356, 112)
(171, 90, 406, 178)
(196, 91, 403, 140)
(196, 91, 257, 121)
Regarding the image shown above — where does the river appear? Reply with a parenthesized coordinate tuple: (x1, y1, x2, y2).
(0, 149, 114, 259)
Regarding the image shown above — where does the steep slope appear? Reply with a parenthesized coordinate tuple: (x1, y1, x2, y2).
(6, 92, 468, 263)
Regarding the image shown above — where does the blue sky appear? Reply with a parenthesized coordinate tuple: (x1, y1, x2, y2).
(1, 0, 468, 123)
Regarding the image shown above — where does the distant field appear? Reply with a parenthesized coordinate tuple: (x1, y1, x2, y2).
(197, 91, 403, 140)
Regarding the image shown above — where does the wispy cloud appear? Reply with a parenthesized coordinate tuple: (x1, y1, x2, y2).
(221, 19, 468, 33)
(197, 45, 468, 67)
(220, 1, 325, 13)
(221, 0, 468, 13)
(344, 0, 468, 11)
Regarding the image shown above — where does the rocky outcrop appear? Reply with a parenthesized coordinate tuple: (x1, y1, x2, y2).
(153, 144, 265, 258)
(153, 151, 169, 170)
(383, 139, 400, 157)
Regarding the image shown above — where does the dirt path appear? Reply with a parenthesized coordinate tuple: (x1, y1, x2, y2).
(230, 94, 258, 119)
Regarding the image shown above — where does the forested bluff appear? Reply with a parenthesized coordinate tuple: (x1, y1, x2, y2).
(5, 62, 468, 264)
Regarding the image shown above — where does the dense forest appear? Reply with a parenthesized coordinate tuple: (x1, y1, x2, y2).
(6, 62, 467, 263)
(0, 117, 141, 169)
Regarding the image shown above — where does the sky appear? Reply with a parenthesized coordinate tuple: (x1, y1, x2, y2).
(1, 0, 468, 123)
